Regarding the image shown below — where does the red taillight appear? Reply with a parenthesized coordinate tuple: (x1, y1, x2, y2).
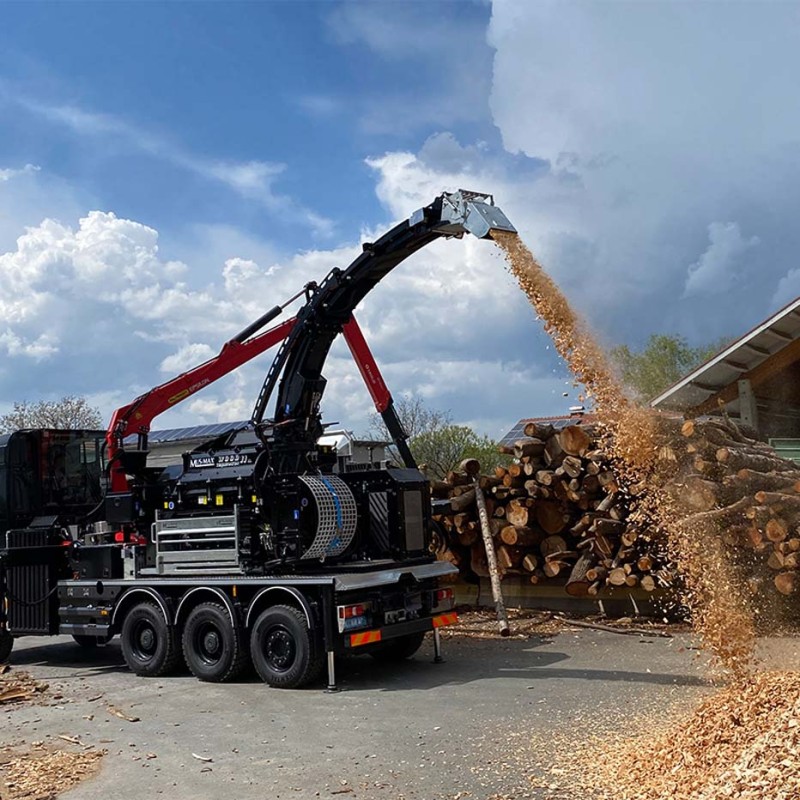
(436, 588, 454, 603)
(114, 531, 125, 543)
(339, 604, 367, 619)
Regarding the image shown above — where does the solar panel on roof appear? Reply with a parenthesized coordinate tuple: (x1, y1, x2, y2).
(146, 420, 249, 443)
(497, 415, 591, 448)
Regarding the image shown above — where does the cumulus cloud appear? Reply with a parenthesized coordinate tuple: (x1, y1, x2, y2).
(11, 1, 800, 437)
(0, 159, 571, 435)
(159, 343, 216, 373)
(486, 0, 800, 344)
(684, 223, 759, 297)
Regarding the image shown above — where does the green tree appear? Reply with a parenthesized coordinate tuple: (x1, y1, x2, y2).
(412, 425, 508, 479)
(367, 393, 508, 478)
(610, 334, 728, 402)
(0, 396, 103, 433)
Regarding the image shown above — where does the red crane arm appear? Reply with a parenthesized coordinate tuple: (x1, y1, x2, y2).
(342, 316, 391, 412)
(342, 314, 415, 468)
(107, 317, 296, 491)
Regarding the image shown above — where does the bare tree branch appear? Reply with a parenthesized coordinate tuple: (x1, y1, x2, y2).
(0, 396, 103, 433)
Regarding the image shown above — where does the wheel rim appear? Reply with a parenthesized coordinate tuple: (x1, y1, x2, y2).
(263, 625, 296, 673)
(131, 620, 157, 662)
(194, 621, 224, 666)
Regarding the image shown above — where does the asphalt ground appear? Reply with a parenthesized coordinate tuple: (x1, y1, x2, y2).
(0, 618, 729, 800)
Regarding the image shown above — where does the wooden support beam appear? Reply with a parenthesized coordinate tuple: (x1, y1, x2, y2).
(723, 359, 750, 372)
(743, 342, 772, 357)
(763, 328, 794, 342)
(738, 379, 759, 432)
(693, 382, 720, 394)
(694, 336, 800, 414)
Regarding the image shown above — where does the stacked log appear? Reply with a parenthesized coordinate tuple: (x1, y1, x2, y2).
(430, 417, 800, 601)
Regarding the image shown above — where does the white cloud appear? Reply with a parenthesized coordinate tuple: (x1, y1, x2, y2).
(772, 269, 800, 311)
(0, 164, 40, 182)
(8, 93, 333, 236)
(484, 0, 800, 344)
(159, 343, 216, 374)
(684, 222, 759, 297)
(0, 330, 57, 360)
(294, 94, 342, 118)
(326, 3, 493, 135)
(0, 162, 572, 437)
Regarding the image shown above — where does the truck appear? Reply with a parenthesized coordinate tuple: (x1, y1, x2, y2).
(0, 190, 516, 690)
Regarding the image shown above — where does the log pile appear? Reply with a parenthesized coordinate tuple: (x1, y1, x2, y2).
(430, 416, 800, 601)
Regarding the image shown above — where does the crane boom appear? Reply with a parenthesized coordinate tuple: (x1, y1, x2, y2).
(106, 317, 297, 492)
(251, 190, 516, 472)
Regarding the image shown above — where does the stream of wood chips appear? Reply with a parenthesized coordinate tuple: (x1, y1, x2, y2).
(490, 230, 796, 798)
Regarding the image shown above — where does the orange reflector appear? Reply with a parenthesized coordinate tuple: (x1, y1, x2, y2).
(432, 612, 458, 628)
(349, 630, 382, 647)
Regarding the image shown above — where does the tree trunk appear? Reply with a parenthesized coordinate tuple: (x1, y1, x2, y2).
(565, 550, 595, 597)
(473, 478, 510, 636)
(559, 425, 591, 456)
(500, 525, 543, 547)
(536, 501, 568, 534)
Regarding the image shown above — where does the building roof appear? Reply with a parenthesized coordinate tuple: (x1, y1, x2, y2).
(498, 412, 596, 448)
(317, 430, 390, 454)
(650, 296, 800, 412)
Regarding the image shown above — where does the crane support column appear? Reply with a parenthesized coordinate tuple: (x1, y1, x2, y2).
(342, 316, 416, 469)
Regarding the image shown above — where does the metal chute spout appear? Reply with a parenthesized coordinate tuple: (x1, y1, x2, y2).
(431, 189, 517, 240)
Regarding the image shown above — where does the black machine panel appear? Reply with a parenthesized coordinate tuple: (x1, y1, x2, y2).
(340, 468, 431, 561)
(2, 526, 70, 635)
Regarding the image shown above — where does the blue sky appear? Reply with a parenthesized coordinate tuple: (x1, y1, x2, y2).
(0, 1, 494, 245)
(2, 1, 800, 439)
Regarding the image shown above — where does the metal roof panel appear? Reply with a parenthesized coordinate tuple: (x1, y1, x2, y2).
(651, 295, 800, 410)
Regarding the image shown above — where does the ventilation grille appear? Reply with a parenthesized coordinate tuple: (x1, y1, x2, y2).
(299, 475, 357, 560)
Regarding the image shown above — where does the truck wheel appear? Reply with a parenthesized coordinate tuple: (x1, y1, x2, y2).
(121, 602, 180, 677)
(182, 602, 248, 683)
(0, 629, 13, 663)
(370, 631, 426, 662)
(249, 605, 323, 689)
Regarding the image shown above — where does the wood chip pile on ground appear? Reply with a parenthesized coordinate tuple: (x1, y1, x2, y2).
(565, 670, 800, 800)
(0, 666, 49, 707)
(1, 743, 103, 800)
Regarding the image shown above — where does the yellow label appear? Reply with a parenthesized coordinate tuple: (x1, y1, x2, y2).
(215, 495, 224, 506)
(198, 497, 208, 505)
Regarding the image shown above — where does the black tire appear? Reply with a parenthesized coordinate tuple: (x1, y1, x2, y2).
(369, 631, 426, 662)
(0, 629, 13, 663)
(249, 605, 323, 689)
(182, 602, 248, 683)
(120, 602, 181, 677)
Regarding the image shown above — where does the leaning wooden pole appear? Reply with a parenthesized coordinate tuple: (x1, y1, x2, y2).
(462, 458, 510, 637)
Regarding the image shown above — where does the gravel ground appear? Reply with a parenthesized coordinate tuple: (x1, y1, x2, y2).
(0, 613, 722, 800)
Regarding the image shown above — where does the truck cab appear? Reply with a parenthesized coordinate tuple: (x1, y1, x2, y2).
(0, 429, 106, 536)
